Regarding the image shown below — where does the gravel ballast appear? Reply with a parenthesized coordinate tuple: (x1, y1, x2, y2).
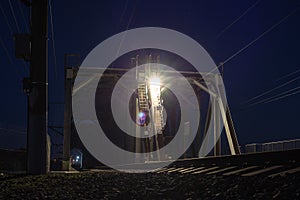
(0, 170, 299, 199)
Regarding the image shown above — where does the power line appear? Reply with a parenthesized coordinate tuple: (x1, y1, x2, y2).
(216, 0, 263, 39)
(263, 88, 300, 104)
(0, 34, 22, 80)
(118, 0, 129, 27)
(276, 68, 300, 82)
(243, 86, 300, 108)
(114, 0, 138, 63)
(237, 86, 300, 112)
(236, 65, 300, 113)
(125, 0, 137, 31)
(242, 76, 300, 105)
(0, 1, 29, 75)
(17, 0, 29, 33)
(222, 6, 300, 66)
(0, 127, 27, 135)
(48, 126, 63, 136)
(0, 1, 14, 33)
(208, 6, 300, 74)
(8, 0, 21, 32)
(49, 0, 58, 79)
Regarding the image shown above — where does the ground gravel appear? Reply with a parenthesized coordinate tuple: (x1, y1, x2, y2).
(0, 171, 299, 199)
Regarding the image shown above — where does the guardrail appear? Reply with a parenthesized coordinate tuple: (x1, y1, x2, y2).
(245, 139, 300, 153)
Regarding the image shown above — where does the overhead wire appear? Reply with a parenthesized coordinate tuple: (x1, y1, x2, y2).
(221, 5, 300, 110)
(243, 85, 300, 109)
(0, 127, 26, 135)
(275, 68, 300, 82)
(48, 0, 65, 138)
(49, 0, 58, 80)
(113, 0, 138, 65)
(262, 88, 300, 104)
(242, 76, 300, 105)
(124, 1, 137, 34)
(222, 6, 299, 66)
(212, 4, 300, 111)
(8, 0, 21, 32)
(207, 6, 300, 75)
(216, 0, 263, 39)
(0, 1, 29, 75)
(17, 0, 29, 33)
(0, 1, 14, 34)
(223, 7, 299, 66)
(0, 34, 22, 80)
(118, 0, 129, 27)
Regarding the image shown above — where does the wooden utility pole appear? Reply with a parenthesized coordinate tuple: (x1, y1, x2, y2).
(27, 0, 50, 174)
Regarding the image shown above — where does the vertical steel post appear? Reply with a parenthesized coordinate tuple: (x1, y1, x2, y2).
(213, 97, 221, 156)
(135, 56, 141, 162)
(62, 55, 73, 170)
(214, 75, 221, 156)
(135, 98, 141, 162)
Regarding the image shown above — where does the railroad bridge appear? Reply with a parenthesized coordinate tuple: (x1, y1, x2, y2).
(66, 54, 240, 169)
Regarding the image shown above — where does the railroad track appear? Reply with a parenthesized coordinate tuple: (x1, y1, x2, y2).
(148, 149, 300, 177)
(150, 164, 300, 178)
(93, 149, 300, 177)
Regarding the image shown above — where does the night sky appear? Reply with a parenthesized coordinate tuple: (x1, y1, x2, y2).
(0, 0, 299, 151)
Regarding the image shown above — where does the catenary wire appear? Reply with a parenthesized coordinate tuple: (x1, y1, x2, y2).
(0, 1, 29, 74)
(8, 0, 21, 32)
(262, 88, 300, 104)
(216, 0, 263, 39)
(113, 0, 138, 64)
(0, 34, 22, 80)
(0, 1, 14, 33)
(17, 0, 29, 32)
(275, 68, 300, 82)
(49, 0, 58, 80)
(242, 76, 300, 105)
(207, 6, 300, 75)
(243, 85, 300, 108)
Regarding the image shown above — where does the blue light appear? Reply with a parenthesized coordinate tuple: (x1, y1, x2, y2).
(137, 112, 146, 125)
(138, 112, 145, 118)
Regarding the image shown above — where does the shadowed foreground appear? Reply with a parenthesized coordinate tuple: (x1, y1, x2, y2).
(0, 170, 299, 199)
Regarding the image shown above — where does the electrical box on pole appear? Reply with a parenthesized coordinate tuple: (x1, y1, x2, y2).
(14, 34, 31, 61)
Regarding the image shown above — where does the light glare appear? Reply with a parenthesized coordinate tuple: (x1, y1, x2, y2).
(149, 76, 160, 86)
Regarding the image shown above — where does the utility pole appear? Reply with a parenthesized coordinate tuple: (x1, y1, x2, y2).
(27, 0, 50, 174)
(62, 54, 78, 171)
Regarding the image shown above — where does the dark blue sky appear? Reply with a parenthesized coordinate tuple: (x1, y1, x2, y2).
(0, 0, 299, 150)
